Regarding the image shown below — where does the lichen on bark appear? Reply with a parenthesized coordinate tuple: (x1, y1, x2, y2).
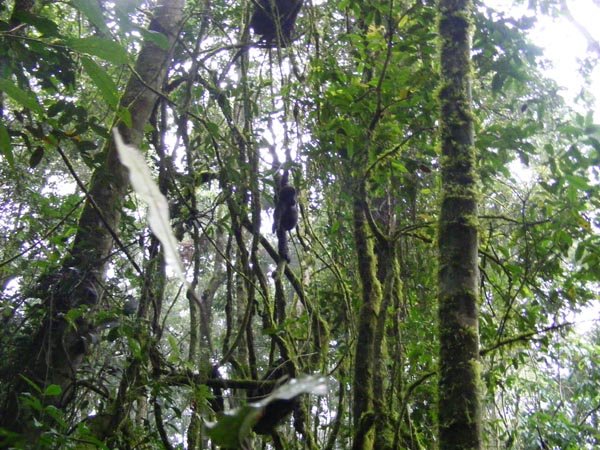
(436, 0, 482, 447)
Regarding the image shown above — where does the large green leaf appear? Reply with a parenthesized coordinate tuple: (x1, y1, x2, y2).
(80, 57, 119, 108)
(0, 79, 44, 114)
(71, 0, 111, 35)
(12, 11, 60, 37)
(64, 37, 129, 65)
(0, 122, 13, 166)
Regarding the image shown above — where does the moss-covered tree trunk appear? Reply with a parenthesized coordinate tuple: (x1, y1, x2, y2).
(1, 0, 185, 431)
(351, 184, 383, 450)
(373, 242, 400, 450)
(436, 0, 482, 448)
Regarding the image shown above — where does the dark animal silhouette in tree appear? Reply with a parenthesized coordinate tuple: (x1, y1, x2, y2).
(273, 170, 298, 262)
(250, 0, 303, 47)
(249, 359, 299, 434)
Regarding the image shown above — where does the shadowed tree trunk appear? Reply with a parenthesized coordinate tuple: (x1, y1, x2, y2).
(1, 0, 185, 431)
(437, 0, 482, 447)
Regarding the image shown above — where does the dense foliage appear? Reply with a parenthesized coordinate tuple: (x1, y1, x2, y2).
(0, 0, 598, 448)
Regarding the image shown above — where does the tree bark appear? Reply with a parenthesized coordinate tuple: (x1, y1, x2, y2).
(1, 0, 185, 431)
(437, 0, 482, 447)
(351, 185, 383, 450)
(373, 242, 400, 450)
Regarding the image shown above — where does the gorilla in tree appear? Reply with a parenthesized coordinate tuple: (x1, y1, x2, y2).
(273, 169, 298, 263)
(250, 0, 303, 47)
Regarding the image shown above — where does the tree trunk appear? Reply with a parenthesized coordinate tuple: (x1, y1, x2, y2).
(1, 0, 185, 430)
(351, 185, 383, 450)
(373, 242, 400, 450)
(437, 0, 482, 447)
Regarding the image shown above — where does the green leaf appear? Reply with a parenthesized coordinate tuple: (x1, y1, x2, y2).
(29, 146, 44, 168)
(128, 338, 143, 360)
(20, 393, 43, 412)
(64, 37, 129, 65)
(19, 375, 43, 394)
(167, 334, 180, 361)
(71, 0, 110, 35)
(206, 405, 262, 448)
(0, 79, 43, 114)
(13, 11, 60, 36)
(331, 220, 340, 234)
(75, 140, 99, 152)
(80, 57, 119, 108)
(65, 307, 85, 326)
(0, 122, 14, 166)
(564, 174, 590, 191)
(392, 161, 408, 172)
(204, 121, 221, 137)
(47, 101, 66, 118)
(44, 405, 67, 428)
(117, 108, 132, 128)
(44, 384, 62, 397)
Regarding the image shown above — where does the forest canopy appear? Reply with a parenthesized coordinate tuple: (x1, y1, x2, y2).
(0, 0, 599, 449)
